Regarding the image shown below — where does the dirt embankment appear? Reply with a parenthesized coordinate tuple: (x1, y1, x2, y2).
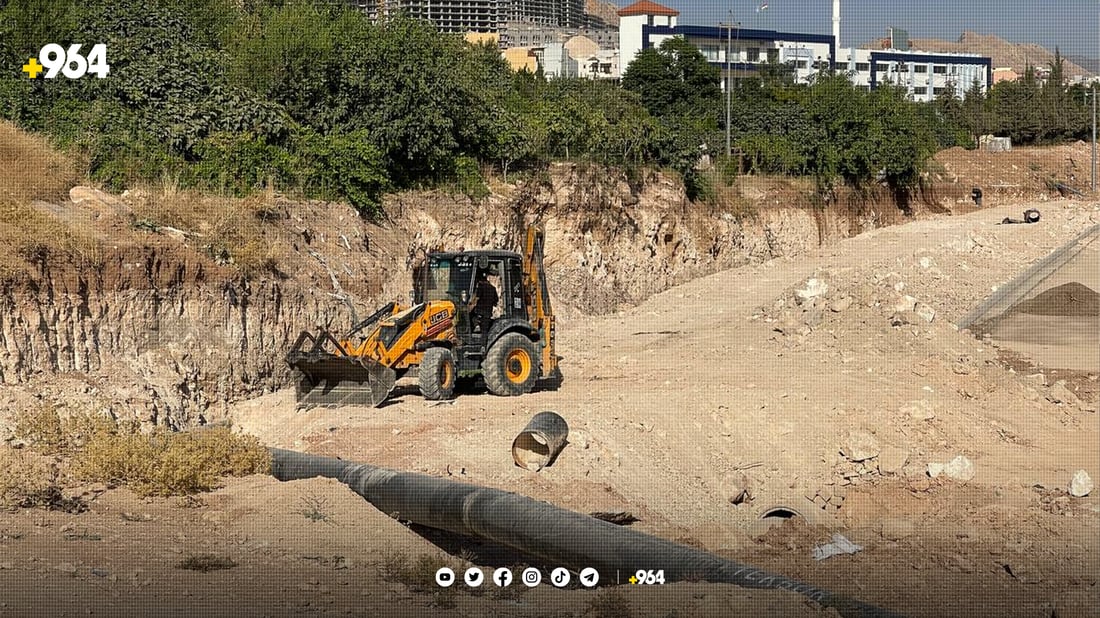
(0, 159, 1054, 430)
(930, 141, 1095, 204)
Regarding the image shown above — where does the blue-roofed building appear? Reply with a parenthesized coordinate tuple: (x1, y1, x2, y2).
(617, 0, 992, 103)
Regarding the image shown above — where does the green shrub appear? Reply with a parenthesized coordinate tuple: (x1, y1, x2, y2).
(189, 133, 299, 196)
(738, 134, 807, 176)
(684, 169, 715, 204)
(717, 154, 740, 184)
(294, 128, 391, 216)
(451, 155, 489, 200)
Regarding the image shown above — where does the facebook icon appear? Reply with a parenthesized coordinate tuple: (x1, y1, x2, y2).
(493, 568, 513, 587)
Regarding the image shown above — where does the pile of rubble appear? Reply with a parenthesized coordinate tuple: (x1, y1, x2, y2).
(755, 267, 943, 340)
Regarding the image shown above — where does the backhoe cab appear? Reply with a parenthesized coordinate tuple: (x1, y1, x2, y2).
(286, 227, 561, 408)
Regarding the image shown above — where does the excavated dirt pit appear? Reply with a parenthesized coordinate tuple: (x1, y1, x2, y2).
(1, 135, 1098, 616)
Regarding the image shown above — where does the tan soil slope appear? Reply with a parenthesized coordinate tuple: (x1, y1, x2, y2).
(1, 200, 1096, 618)
(932, 141, 1095, 204)
(235, 198, 1100, 618)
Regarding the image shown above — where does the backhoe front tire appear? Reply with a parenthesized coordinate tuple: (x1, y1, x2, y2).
(483, 333, 539, 397)
(419, 347, 456, 400)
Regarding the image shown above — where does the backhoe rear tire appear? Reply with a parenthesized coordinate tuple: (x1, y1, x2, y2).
(419, 347, 456, 400)
(483, 333, 539, 397)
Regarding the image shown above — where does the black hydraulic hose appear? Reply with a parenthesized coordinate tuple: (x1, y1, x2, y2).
(270, 449, 902, 618)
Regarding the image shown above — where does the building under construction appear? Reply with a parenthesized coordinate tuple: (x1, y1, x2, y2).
(345, 0, 587, 34)
(505, 0, 586, 28)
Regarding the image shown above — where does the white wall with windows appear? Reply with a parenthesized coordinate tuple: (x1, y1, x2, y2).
(618, 7, 990, 102)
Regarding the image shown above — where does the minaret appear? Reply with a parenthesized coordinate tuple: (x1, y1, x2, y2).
(832, 0, 841, 50)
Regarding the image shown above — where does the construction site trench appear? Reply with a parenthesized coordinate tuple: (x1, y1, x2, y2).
(0, 152, 1098, 617)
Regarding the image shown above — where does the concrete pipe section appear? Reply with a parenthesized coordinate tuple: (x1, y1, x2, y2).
(512, 411, 569, 471)
(270, 448, 901, 618)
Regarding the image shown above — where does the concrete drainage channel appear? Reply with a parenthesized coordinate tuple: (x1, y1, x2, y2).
(270, 448, 902, 618)
(959, 223, 1100, 332)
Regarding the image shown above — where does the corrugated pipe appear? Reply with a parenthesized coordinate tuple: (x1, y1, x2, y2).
(270, 448, 902, 618)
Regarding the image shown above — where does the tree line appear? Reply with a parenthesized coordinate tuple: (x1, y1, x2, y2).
(623, 39, 1095, 198)
(935, 51, 1094, 148)
(0, 0, 1091, 216)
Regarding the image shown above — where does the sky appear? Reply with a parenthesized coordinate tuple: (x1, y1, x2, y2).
(647, 0, 1099, 60)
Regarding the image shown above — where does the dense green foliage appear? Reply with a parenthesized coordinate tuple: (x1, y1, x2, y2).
(0, 1, 1092, 215)
(623, 40, 937, 196)
(934, 52, 1094, 147)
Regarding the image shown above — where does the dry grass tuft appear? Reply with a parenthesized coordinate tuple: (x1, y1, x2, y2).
(298, 493, 336, 525)
(381, 551, 454, 590)
(0, 123, 99, 281)
(128, 188, 288, 275)
(12, 406, 270, 498)
(586, 588, 634, 618)
(0, 202, 104, 281)
(0, 447, 54, 508)
(12, 404, 117, 455)
(177, 554, 237, 572)
(0, 121, 78, 204)
(76, 425, 271, 497)
(0, 446, 84, 512)
(379, 550, 462, 606)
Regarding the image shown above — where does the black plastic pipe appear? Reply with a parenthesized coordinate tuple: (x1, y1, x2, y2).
(270, 448, 902, 618)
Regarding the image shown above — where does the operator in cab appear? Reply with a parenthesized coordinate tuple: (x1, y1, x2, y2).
(469, 267, 499, 334)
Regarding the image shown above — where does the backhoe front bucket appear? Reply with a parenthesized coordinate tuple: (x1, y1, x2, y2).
(287, 332, 396, 408)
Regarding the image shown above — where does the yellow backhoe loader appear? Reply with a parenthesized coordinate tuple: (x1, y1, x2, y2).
(286, 226, 561, 407)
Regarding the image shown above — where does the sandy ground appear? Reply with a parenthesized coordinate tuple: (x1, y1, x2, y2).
(2, 198, 1098, 617)
(981, 227, 1099, 373)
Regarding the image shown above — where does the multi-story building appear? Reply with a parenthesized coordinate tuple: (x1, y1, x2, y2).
(499, 21, 616, 49)
(533, 43, 579, 78)
(345, 0, 589, 35)
(618, 0, 992, 103)
(504, 0, 586, 28)
(618, 0, 679, 70)
(576, 49, 620, 80)
(351, 0, 499, 33)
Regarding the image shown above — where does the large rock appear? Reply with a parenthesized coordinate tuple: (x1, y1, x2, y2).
(877, 447, 909, 475)
(1069, 470, 1093, 498)
(914, 302, 936, 323)
(724, 472, 752, 505)
(829, 297, 852, 313)
(1024, 373, 1047, 386)
(802, 309, 824, 327)
(69, 186, 130, 218)
(891, 295, 917, 313)
(1047, 381, 1079, 406)
(928, 455, 975, 482)
(841, 431, 880, 462)
(902, 400, 936, 421)
(795, 278, 829, 304)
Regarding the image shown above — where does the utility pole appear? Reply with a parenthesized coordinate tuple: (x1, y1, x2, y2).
(1091, 84, 1097, 193)
(719, 14, 743, 157)
(721, 13, 734, 157)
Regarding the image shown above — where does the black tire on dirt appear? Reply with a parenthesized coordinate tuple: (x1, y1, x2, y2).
(419, 347, 456, 400)
(483, 333, 540, 397)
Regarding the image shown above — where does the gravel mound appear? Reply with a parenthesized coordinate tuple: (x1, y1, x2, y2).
(1007, 282, 1099, 317)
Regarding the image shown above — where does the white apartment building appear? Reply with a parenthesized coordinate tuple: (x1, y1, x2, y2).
(618, 0, 992, 103)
